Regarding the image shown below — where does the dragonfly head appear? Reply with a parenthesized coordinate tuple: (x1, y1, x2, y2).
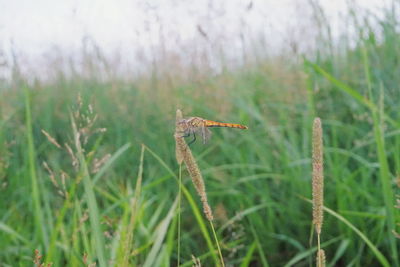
(177, 118, 189, 131)
(177, 118, 186, 125)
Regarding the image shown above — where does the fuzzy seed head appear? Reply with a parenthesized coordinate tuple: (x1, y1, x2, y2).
(312, 117, 324, 235)
(316, 249, 326, 267)
(174, 109, 213, 221)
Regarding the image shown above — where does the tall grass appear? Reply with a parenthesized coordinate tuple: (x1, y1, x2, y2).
(0, 2, 400, 266)
(24, 87, 48, 250)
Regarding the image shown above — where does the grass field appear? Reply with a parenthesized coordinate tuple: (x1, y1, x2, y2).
(1, 3, 400, 267)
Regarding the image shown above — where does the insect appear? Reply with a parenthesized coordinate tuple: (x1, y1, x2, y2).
(178, 117, 248, 145)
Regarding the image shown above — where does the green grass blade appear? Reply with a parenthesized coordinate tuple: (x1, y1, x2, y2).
(304, 60, 375, 110)
(363, 48, 398, 265)
(250, 226, 270, 267)
(143, 197, 178, 267)
(24, 88, 48, 248)
(46, 173, 79, 262)
(240, 241, 256, 267)
(75, 199, 92, 263)
(71, 113, 107, 267)
(0, 222, 32, 246)
(116, 144, 145, 266)
(284, 236, 341, 267)
(327, 239, 349, 267)
(304, 59, 399, 128)
(144, 145, 220, 266)
(324, 205, 390, 267)
(301, 197, 390, 267)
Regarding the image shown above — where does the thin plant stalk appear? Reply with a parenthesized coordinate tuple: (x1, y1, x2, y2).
(209, 221, 224, 267)
(177, 163, 182, 266)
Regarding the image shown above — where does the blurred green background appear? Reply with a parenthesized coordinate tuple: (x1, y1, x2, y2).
(0, 1, 399, 266)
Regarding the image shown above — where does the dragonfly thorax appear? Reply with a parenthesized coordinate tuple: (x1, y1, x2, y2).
(178, 117, 205, 129)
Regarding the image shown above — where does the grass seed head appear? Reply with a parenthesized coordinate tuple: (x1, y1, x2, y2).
(316, 249, 326, 267)
(312, 117, 324, 235)
(174, 109, 213, 221)
(175, 109, 184, 164)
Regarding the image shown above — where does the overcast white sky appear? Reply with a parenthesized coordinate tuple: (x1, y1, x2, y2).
(0, 0, 390, 79)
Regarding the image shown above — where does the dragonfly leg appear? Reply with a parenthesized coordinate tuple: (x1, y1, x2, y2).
(180, 132, 191, 138)
(187, 132, 196, 146)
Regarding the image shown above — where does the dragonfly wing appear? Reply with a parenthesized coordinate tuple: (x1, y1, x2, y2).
(201, 126, 212, 144)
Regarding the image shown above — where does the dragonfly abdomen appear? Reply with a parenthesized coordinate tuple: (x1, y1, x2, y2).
(204, 120, 248, 129)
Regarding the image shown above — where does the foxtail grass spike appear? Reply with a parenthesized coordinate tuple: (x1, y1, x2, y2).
(174, 109, 213, 221)
(312, 117, 324, 235)
(316, 249, 326, 267)
(175, 109, 184, 164)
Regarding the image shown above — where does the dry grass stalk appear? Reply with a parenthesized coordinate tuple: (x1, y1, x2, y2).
(41, 130, 61, 148)
(43, 161, 65, 197)
(91, 153, 111, 173)
(33, 249, 52, 267)
(174, 109, 213, 221)
(191, 255, 202, 267)
(312, 117, 324, 235)
(316, 249, 326, 267)
(43, 161, 58, 188)
(82, 252, 97, 266)
(65, 143, 79, 171)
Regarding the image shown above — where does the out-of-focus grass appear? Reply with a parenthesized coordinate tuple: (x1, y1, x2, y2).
(1, 3, 400, 267)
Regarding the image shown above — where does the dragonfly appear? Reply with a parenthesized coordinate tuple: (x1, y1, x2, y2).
(178, 117, 248, 145)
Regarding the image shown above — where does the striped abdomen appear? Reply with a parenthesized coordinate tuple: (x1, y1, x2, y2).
(204, 120, 248, 129)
